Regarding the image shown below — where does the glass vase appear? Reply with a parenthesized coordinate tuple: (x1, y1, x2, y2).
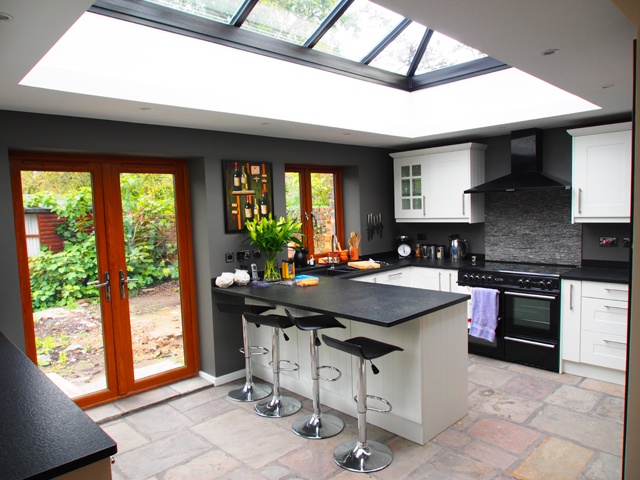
(263, 251, 281, 282)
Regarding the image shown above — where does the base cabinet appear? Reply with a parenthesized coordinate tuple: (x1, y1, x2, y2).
(561, 280, 628, 384)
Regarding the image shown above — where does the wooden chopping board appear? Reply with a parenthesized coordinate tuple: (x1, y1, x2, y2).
(347, 260, 381, 270)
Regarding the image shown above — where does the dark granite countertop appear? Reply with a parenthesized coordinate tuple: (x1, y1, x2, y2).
(562, 267, 630, 284)
(215, 275, 469, 327)
(0, 332, 117, 480)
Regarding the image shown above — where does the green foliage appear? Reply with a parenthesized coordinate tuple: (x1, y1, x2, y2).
(245, 214, 303, 253)
(26, 173, 179, 310)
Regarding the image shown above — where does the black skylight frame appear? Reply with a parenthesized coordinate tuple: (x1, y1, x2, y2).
(90, 0, 509, 92)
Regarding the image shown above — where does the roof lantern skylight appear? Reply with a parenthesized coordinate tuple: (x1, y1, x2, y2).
(90, 0, 508, 91)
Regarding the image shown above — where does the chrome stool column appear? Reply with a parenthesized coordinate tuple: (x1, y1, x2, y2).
(245, 312, 302, 418)
(321, 335, 403, 473)
(215, 302, 274, 402)
(286, 309, 346, 439)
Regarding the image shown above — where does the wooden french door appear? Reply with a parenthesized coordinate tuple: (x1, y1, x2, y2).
(10, 152, 199, 408)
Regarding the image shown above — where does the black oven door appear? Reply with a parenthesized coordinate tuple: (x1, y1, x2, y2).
(503, 290, 560, 372)
(503, 290, 559, 341)
(467, 287, 505, 360)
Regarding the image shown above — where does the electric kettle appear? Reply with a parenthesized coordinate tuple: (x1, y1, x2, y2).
(449, 234, 468, 261)
(293, 247, 309, 267)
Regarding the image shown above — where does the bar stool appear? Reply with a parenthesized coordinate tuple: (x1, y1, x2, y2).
(244, 312, 302, 418)
(215, 302, 274, 402)
(285, 309, 346, 439)
(321, 335, 403, 473)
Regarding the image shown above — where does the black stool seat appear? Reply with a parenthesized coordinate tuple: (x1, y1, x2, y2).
(244, 312, 294, 330)
(215, 301, 275, 402)
(322, 336, 403, 360)
(285, 311, 345, 331)
(321, 334, 403, 473)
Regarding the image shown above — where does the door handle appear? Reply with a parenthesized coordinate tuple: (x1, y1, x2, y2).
(119, 270, 138, 299)
(88, 272, 111, 302)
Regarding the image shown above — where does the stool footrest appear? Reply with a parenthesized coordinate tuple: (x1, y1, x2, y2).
(354, 394, 392, 413)
(317, 365, 341, 382)
(267, 359, 300, 372)
(239, 345, 269, 356)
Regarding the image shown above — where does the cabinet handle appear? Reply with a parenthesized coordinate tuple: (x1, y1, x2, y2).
(438, 271, 441, 290)
(462, 193, 465, 216)
(569, 284, 573, 310)
(577, 188, 582, 214)
(604, 305, 628, 311)
(423, 195, 426, 216)
(504, 336, 556, 349)
(388, 272, 403, 279)
(605, 288, 628, 293)
(603, 339, 627, 346)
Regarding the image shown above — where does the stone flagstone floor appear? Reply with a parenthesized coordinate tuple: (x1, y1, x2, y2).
(87, 354, 624, 479)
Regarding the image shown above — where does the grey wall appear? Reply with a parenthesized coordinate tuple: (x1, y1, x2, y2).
(0, 110, 395, 377)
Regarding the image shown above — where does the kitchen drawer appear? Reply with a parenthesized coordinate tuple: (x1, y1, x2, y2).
(580, 330, 627, 371)
(581, 297, 628, 336)
(582, 281, 628, 301)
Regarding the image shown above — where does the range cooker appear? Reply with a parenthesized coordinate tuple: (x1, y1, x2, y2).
(457, 262, 575, 372)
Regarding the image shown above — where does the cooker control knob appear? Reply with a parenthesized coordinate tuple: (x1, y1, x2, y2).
(517, 278, 524, 286)
(475, 275, 481, 282)
(538, 280, 546, 288)
(524, 279, 531, 287)
(486, 275, 492, 283)
(480, 275, 486, 283)
(546, 280, 554, 289)
(463, 274, 469, 282)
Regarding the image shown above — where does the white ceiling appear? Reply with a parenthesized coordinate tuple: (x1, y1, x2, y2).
(0, 0, 635, 149)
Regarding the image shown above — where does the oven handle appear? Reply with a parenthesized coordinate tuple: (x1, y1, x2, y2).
(504, 336, 556, 349)
(504, 291, 557, 301)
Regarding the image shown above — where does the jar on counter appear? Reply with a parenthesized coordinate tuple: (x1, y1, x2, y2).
(415, 244, 422, 258)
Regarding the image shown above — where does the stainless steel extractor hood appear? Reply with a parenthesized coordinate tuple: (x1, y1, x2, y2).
(464, 128, 570, 193)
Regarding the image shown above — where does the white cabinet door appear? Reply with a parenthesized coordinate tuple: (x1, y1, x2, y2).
(560, 280, 581, 363)
(393, 156, 426, 220)
(426, 151, 471, 221)
(412, 267, 456, 292)
(569, 124, 632, 223)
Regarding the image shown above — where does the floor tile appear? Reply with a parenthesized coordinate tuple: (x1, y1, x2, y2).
(501, 373, 560, 401)
(593, 395, 625, 424)
(463, 439, 518, 470)
(161, 448, 241, 479)
(580, 378, 626, 397)
(581, 451, 623, 479)
(467, 363, 517, 389)
(123, 403, 194, 441)
(467, 417, 540, 454)
(543, 384, 604, 413)
(101, 419, 149, 454)
(512, 436, 594, 480)
(529, 404, 622, 455)
(468, 387, 543, 423)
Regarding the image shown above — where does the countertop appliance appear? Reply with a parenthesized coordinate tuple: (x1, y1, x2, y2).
(457, 261, 575, 372)
(449, 234, 468, 261)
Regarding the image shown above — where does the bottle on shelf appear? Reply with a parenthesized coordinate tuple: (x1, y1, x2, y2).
(260, 188, 269, 216)
(244, 195, 253, 220)
(233, 162, 241, 191)
(241, 166, 248, 191)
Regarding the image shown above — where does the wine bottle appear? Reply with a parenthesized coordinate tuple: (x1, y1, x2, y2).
(233, 162, 241, 191)
(244, 195, 253, 219)
(260, 188, 268, 216)
(241, 166, 248, 191)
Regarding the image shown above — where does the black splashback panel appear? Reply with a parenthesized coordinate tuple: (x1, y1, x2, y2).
(485, 190, 581, 265)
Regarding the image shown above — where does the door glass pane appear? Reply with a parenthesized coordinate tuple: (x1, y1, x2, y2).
(401, 179, 410, 196)
(119, 173, 186, 381)
(21, 170, 108, 399)
(402, 198, 411, 210)
(507, 297, 551, 333)
(412, 164, 421, 176)
(311, 173, 337, 255)
(413, 197, 422, 210)
(400, 165, 410, 177)
(284, 171, 303, 254)
(412, 178, 421, 196)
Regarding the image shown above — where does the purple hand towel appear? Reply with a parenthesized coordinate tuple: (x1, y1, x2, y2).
(469, 288, 500, 343)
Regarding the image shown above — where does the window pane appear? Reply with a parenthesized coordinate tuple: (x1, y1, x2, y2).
(415, 31, 487, 74)
(314, 0, 404, 62)
(369, 22, 426, 75)
(311, 173, 336, 255)
(242, 0, 341, 45)
(143, 0, 245, 24)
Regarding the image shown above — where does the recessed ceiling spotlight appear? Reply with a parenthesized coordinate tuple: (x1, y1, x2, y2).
(541, 48, 559, 56)
(342, 132, 351, 136)
(601, 83, 615, 89)
(260, 121, 270, 125)
(139, 107, 151, 111)
(0, 12, 14, 21)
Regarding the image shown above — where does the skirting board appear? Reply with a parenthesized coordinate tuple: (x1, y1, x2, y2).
(199, 369, 245, 386)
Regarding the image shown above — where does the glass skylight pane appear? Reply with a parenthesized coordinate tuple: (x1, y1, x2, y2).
(369, 22, 426, 75)
(143, 0, 245, 24)
(314, 0, 405, 62)
(241, 0, 341, 45)
(416, 31, 487, 75)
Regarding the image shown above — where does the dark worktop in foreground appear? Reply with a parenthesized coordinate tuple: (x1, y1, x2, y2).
(214, 275, 469, 327)
(0, 332, 116, 480)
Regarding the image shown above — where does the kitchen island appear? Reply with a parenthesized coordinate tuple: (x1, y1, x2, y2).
(215, 276, 470, 445)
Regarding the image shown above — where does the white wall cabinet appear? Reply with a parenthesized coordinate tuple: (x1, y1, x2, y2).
(561, 279, 628, 384)
(391, 143, 486, 223)
(568, 122, 632, 223)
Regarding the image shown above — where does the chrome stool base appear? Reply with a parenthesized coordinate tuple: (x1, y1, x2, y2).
(292, 413, 344, 439)
(227, 382, 272, 402)
(333, 440, 392, 473)
(255, 396, 301, 418)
